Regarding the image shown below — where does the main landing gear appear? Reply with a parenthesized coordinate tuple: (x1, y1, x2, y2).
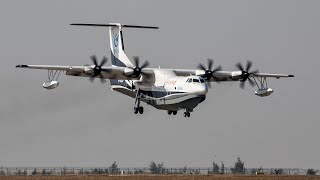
(168, 109, 191, 117)
(134, 106, 144, 114)
(133, 89, 144, 114)
(167, 110, 177, 115)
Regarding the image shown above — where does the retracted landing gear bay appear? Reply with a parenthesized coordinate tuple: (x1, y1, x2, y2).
(133, 89, 144, 114)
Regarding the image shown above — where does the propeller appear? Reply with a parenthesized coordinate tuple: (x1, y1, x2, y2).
(88, 55, 108, 83)
(197, 59, 222, 87)
(130, 56, 150, 77)
(235, 60, 258, 89)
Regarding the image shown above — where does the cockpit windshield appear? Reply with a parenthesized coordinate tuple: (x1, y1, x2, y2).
(186, 78, 205, 83)
(193, 79, 200, 83)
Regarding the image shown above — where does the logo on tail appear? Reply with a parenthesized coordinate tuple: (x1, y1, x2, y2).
(114, 34, 119, 47)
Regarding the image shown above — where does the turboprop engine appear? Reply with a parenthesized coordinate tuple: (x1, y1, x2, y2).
(123, 56, 149, 77)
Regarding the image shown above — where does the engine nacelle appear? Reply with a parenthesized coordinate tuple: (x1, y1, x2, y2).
(84, 66, 94, 76)
(43, 81, 59, 90)
(123, 67, 134, 76)
(255, 88, 273, 97)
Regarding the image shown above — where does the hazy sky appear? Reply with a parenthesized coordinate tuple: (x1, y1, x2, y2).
(1, 0, 319, 169)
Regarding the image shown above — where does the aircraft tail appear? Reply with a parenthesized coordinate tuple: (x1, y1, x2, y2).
(109, 23, 133, 68)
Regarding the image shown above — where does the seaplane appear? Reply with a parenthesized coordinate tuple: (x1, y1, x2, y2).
(16, 23, 294, 117)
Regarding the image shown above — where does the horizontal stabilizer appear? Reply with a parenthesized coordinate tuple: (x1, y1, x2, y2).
(70, 23, 159, 29)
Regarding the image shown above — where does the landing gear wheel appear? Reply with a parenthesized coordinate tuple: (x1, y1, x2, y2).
(173, 111, 177, 115)
(167, 111, 172, 115)
(134, 108, 139, 114)
(184, 112, 190, 117)
(138, 107, 144, 114)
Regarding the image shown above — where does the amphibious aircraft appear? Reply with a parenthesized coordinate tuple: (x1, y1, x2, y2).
(16, 23, 294, 117)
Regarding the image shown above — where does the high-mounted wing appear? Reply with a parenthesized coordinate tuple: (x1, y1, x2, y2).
(15, 64, 154, 81)
(173, 59, 293, 82)
(252, 73, 294, 78)
(171, 68, 293, 81)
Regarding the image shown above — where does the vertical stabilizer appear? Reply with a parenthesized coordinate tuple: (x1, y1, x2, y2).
(108, 24, 133, 89)
(109, 23, 133, 68)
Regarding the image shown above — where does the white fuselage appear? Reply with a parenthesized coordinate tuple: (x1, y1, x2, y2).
(131, 70, 208, 111)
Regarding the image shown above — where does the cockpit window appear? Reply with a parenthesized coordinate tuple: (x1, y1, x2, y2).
(193, 79, 200, 83)
(200, 79, 205, 83)
(186, 78, 192, 83)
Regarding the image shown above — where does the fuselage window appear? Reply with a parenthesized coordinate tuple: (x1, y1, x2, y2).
(200, 79, 205, 83)
(193, 79, 200, 83)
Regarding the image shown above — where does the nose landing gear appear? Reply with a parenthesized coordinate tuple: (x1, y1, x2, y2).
(134, 106, 144, 114)
(133, 89, 144, 114)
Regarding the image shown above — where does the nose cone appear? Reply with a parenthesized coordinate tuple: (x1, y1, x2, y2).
(194, 84, 208, 95)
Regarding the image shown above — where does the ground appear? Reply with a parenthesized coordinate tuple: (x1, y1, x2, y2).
(1, 175, 320, 180)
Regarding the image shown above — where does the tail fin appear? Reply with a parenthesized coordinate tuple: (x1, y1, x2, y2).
(70, 23, 158, 89)
(108, 24, 133, 89)
(109, 23, 133, 68)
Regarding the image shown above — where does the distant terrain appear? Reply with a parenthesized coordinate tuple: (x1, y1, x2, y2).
(1, 175, 320, 180)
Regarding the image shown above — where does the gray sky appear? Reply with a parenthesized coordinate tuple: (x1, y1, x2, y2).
(1, 0, 319, 169)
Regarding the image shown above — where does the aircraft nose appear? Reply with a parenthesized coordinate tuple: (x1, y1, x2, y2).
(195, 84, 208, 95)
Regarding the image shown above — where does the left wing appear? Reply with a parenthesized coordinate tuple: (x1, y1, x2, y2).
(173, 68, 293, 81)
(251, 72, 294, 78)
(15, 64, 153, 80)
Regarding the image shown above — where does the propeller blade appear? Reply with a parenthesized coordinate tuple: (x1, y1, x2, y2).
(133, 56, 139, 67)
(89, 76, 94, 82)
(235, 61, 259, 89)
(208, 59, 213, 70)
(91, 55, 98, 66)
(248, 77, 255, 86)
(99, 74, 106, 83)
(197, 63, 206, 71)
(140, 60, 149, 69)
(246, 61, 252, 72)
(87, 55, 109, 83)
(212, 65, 222, 72)
(240, 82, 245, 89)
(212, 76, 221, 84)
(100, 56, 107, 67)
(140, 71, 151, 78)
(236, 62, 244, 71)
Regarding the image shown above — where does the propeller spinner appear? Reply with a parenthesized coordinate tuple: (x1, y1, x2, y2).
(88, 55, 108, 83)
(198, 59, 222, 87)
(235, 60, 258, 89)
(130, 56, 150, 77)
